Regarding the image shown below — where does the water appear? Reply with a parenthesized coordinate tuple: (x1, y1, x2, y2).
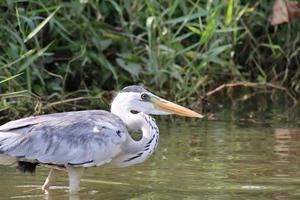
(0, 120, 300, 200)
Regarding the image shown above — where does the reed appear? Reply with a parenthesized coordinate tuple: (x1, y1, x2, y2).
(0, 0, 299, 120)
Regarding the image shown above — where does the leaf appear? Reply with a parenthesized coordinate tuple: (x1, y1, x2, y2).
(0, 49, 35, 69)
(18, 42, 53, 72)
(200, 11, 218, 45)
(25, 6, 60, 42)
(116, 58, 141, 78)
(286, 0, 300, 20)
(165, 11, 207, 25)
(99, 39, 112, 51)
(271, 0, 289, 25)
(225, 0, 234, 26)
(146, 16, 156, 45)
(271, 0, 300, 26)
(207, 44, 232, 57)
(187, 25, 201, 35)
(89, 52, 118, 80)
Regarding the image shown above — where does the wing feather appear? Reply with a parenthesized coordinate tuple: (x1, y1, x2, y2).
(0, 110, 128, 167)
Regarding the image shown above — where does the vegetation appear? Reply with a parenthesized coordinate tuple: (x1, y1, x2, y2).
(0, 0, 300, 121)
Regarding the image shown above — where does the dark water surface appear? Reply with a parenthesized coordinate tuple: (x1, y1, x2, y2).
(0, 120, 300, 200)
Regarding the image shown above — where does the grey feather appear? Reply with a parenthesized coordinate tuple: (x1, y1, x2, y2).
(0, 110, 128, 167)
(121, 85, 147, 93)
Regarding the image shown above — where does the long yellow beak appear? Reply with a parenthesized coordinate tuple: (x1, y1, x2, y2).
(152, 97, 204, 118)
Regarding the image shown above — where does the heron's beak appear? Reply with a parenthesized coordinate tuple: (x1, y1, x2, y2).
(151, 97, 204, 118)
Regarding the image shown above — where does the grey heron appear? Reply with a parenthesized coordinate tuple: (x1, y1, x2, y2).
(0, 85, 203, 193)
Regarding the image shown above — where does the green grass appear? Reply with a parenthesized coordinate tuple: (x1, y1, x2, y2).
(0, 0, 299, 120)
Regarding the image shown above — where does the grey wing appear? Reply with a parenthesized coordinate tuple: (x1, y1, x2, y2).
(0, 110, 128, 167)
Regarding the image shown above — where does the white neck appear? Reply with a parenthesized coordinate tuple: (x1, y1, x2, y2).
(110, 98, 159, 167)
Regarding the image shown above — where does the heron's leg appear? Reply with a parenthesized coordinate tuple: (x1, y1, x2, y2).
(42, 168, 61, 191)
(66, 166, 84, 194)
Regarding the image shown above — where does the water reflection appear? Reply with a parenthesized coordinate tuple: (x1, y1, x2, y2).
(44, 191, 80, 200)
(274, 128, 300, 159)
(273, 128, 300, 184)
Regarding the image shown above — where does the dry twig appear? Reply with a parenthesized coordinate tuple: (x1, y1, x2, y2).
(205, 81, 298, 104)
(42, 96, 101, 110)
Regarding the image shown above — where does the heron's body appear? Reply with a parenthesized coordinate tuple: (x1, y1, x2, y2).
(0, 110, 158, 168)
(0, 85, 202, 193)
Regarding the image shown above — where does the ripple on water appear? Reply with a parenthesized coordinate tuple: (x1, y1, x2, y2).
(1, 121, 300, 200)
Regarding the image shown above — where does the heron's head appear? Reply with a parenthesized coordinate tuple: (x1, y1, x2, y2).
(111, 85, 203, 118)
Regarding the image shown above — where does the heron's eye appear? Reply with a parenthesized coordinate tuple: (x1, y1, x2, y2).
(141, 93, 149, 101)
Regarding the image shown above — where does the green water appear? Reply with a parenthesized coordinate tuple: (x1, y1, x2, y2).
(0, 120, 300, 200)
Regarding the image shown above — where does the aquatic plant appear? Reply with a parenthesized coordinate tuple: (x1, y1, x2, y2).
(0, 0, 299, 120)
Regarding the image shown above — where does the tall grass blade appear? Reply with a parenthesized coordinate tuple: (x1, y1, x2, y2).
(0, 73, 24, 84)
(165, 11, 207, 25)
(0, 90, 28, 98)
(200, 11, 218, 45)
(24, 6, 60, 42)
(225, 0, 234, 26)
(18, 42, 54, 73)
(0, 50, 35, 69)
